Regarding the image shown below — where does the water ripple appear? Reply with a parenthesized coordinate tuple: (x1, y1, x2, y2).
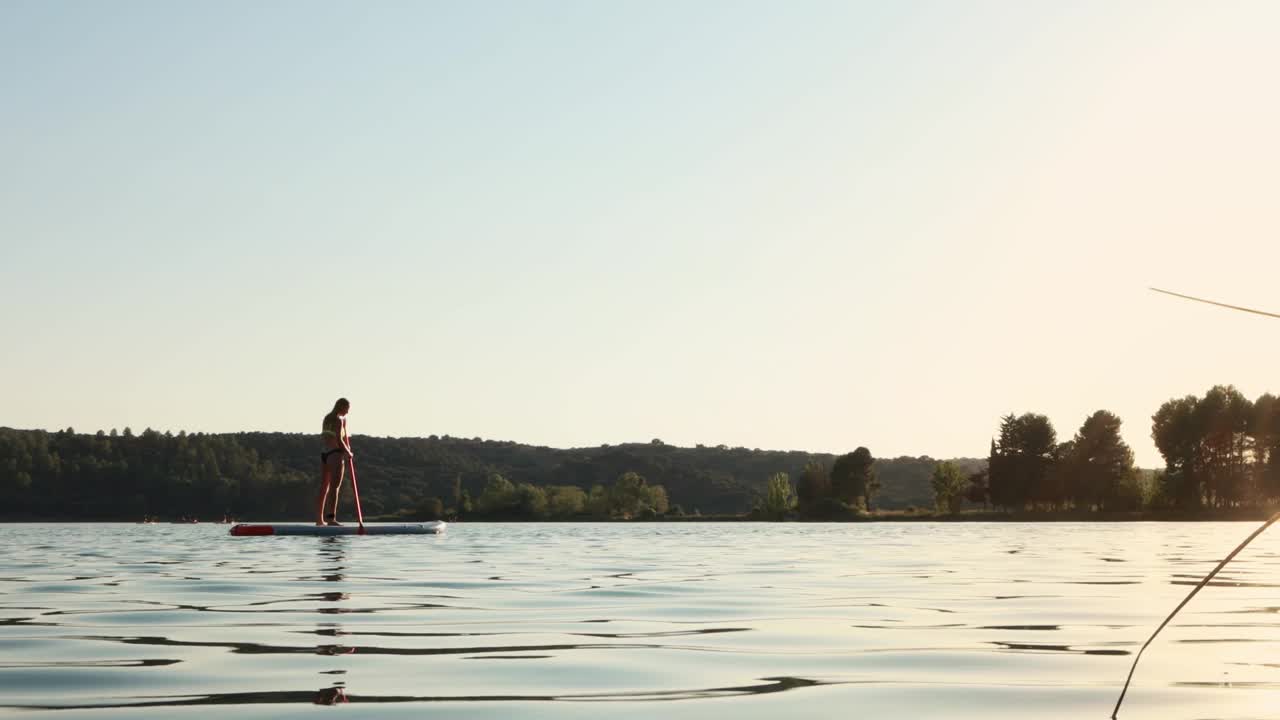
(2, 522, 1280, 718)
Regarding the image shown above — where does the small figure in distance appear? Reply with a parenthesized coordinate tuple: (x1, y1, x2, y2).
(317, 398, 353, 526)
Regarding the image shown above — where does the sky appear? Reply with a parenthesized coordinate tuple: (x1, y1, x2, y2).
(3, 1, 1278, 467)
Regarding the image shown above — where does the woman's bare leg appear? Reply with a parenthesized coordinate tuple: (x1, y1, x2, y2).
(328, 461, 346, 524)
(316, 462, 334, 525)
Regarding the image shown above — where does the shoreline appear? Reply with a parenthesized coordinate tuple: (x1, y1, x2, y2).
(4, 509, 1276, 524)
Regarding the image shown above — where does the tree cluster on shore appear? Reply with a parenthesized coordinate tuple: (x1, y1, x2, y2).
(749, 447, 880, 520)
(466, 471, 671, 520)
(986, 409, 1142, 512)
(1151, 385, 1280, 509)
(0, 427, 311, 520)
(925, 384, 1280, 515)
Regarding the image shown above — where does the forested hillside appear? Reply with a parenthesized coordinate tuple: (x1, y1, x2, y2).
(0, 426, 974, 520)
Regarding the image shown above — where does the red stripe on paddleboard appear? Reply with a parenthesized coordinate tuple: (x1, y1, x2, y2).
(230, 524, 275, 536)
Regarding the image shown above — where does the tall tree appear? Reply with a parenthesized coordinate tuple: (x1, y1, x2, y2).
(644, 484, 670, 515)
(988, 435, 1009, 508)
(609, 472, 649, 518)
(1152, 395, 1202, 507)
(1202, 385, 1253, 506)
(831, 447, 875, 510)
(476, 473, 516, 515)
(1253, 394, 1280, 498)
(989, 413, 1058, 510)
(965, 469, 989, 508)
(1069, 410, 1135, 511)
(760, 472, 796, 519)
(929, 461, 966, 514)
(1044, 440, 1075, 509)
(796, 459, 831, 516)
(545, 485, 586, 517)
(1016, 414, 1058, 507)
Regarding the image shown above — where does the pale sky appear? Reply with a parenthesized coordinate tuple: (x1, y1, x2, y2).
(3, 1, 1278, 467)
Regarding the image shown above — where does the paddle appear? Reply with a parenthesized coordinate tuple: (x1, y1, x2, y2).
(347, 455, 366, 534)
(344, 431, 366, 534)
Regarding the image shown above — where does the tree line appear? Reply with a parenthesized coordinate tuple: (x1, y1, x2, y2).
(464, 471, 671, 520)
(924, 384, 1280, 515)
(1152, 385, 1280, 508)
(12, 384, 1267, 522)
(0, 426, 919, 520)
(0, 427, 311, 520)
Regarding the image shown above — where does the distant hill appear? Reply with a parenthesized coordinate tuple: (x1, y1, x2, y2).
(872, 455, 988, 510)
(0, 426, 984, 519)
(233, 433, 986, 514)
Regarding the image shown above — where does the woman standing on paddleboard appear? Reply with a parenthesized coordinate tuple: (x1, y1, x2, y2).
(317, 398, 352, 526)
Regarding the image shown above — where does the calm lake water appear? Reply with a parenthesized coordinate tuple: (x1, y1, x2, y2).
(2, 522, 1279, 719)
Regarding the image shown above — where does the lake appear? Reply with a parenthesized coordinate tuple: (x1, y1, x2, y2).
(1, 522, 1278, 719)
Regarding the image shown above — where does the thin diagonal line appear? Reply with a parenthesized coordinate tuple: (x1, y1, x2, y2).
(1150, 287, 1280, 319)
(1112, 512, 1280, 718)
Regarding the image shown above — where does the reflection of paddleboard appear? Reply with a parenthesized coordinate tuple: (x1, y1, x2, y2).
(230, 522, 446, 537)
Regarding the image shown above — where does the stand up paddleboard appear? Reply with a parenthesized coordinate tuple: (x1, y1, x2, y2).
(230, 522, 446, 536)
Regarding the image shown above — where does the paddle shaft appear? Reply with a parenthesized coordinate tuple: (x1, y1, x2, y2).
(344, 439, 365, 532)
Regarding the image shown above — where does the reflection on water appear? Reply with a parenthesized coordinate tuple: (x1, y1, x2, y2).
(2, 522, 1280, 719)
